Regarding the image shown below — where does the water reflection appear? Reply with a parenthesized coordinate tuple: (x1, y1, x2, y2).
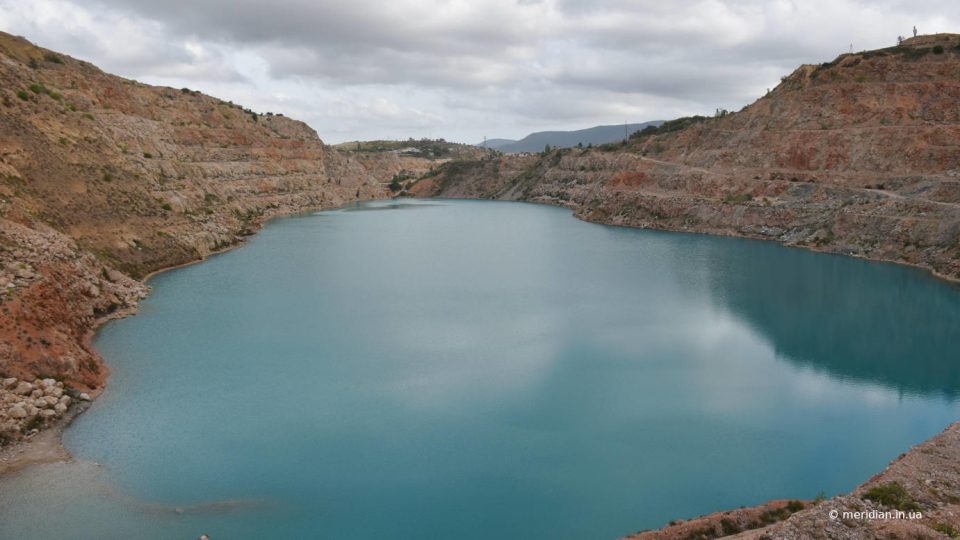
(699, 238, 960, 398)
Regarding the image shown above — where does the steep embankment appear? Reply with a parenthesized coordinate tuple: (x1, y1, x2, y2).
(414, 34, 960, 539)
(0, 32, 404, 444)
(415, 34, 960, 283)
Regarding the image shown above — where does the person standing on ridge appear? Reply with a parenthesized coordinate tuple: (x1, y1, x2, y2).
(913, 25, 918, 37)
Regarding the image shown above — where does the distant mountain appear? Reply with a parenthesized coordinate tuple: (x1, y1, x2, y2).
(475, 138, 516, 150)
(481, 122, 663, 153)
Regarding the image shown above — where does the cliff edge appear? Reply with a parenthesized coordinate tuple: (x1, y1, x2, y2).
(0, 32, 401, 444)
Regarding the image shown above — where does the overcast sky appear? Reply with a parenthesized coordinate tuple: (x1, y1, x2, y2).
(2, 1, 958, 143)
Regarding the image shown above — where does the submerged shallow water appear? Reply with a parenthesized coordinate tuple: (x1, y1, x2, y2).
(2, 199, 959, 539)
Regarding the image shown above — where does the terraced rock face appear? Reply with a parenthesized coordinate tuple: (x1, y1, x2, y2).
(415, 34, 960, 283)
(0, 32, 401, 437)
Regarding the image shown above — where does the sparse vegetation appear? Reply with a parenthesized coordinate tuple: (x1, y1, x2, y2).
(720, 518, 742, 535)
(28, 83, 63, 101)
(16, 90, 29, 101)
(933, 45, 945, 55)
(724, 192, 754, 203)
(933, 523, 959, 538)
(43, 52, 64, 64)
(389, 172, 412, 192)
(630, 116, 709, 140)
(863, 482, 921, 511)
(143, 152, 153, 159)
(103, 173, 113, 182)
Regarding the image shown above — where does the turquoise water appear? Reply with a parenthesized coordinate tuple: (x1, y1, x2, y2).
(2, 199, 960, 539)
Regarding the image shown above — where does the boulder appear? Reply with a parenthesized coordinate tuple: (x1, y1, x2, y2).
(54, 403, 67, 414)
(44, 386, 63, 398)
(79, 393, 91, 401)
(43, 396, 59, 406)
(1, 378, 16, 388)
(58, 395, 71, 407)
(9, 404, 27, 419)
(39, 409, 56, 418)
(13, 382, 33, 395)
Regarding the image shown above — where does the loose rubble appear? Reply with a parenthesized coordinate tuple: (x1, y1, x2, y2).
(0, 377, 81, 444)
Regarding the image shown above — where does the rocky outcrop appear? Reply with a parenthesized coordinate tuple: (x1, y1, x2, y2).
(414, 34, 960, 283)
(0, 377, 87, 445)
(0, 32, 409, 444)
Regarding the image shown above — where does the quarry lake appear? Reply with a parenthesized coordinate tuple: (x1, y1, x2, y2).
(2, 198, 960, 539)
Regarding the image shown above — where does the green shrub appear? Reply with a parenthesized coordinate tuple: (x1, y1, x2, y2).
(720, 518, 742, 535)
(43, 52, 64, 64)
(933, 45, 945, 54)
(933, 523, 959, 538)
(16, 90, 29, 101)
(161, 203, 172, 211)
(29, 83, 45, 94)
(863, 482, 921, 511)
(143, 152, 153, 159)
(103, 173, 113, 182)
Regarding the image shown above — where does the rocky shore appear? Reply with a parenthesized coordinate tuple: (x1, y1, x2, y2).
(0, 30, 405, 450)
(0, 377, 85, 445)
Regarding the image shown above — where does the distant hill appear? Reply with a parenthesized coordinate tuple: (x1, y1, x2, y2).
(476, 138, 516, 150)
(480, 122, 663, 153)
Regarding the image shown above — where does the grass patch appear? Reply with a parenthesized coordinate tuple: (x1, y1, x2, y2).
(724, 192, 754, 203)
(864, 482, 921, 511)
(28, 83, 63, 101)
(933, 523, 959, 538)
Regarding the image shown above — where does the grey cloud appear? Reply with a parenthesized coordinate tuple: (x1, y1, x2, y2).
(3, 0, 959, 143)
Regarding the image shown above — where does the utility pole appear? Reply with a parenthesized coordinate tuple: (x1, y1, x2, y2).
(624, 120, 628, 142)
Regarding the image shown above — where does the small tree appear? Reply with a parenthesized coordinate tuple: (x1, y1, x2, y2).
(543, 144, 552, 155)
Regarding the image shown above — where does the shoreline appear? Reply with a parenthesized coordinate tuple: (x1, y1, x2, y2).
(429, 194, 960, 286)
(0, 198, 375, 476)
(2, 195, 959, 539)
